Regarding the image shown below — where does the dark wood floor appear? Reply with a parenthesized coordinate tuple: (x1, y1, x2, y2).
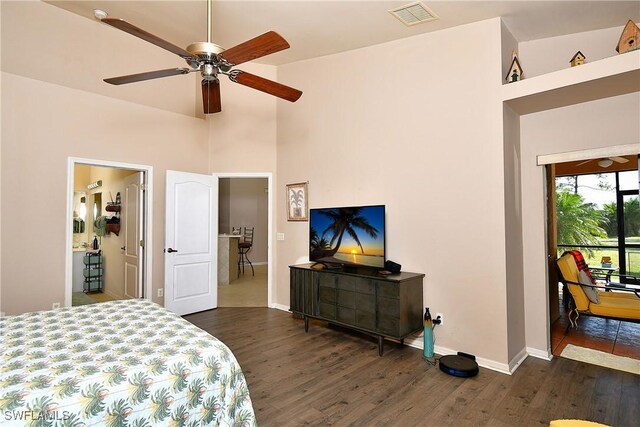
(184, 308, 640, 427)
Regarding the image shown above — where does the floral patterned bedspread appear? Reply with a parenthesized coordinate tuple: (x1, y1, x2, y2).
(0, 299, 256, 426)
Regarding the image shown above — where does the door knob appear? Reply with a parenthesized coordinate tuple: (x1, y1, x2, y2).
(167, 248, 178, 253)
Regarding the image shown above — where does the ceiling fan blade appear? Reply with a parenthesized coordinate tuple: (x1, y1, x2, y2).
(202, 80, 222, 114)
(229, 70, 302, 102)
(102, 17, 197, 61)
(220, 31, 290, 66)
(104, 68, 192, 85)
(609, 156, 630, 164)
(575, 159, 592, 167)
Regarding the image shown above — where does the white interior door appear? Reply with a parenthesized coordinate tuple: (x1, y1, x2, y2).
(123, 172, 144, 299)
(165, 170, 218, 315)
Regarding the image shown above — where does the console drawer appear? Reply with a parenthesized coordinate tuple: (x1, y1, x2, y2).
(377, 316, 399, 336)
(356, 280, 375, 295)
(377, 281, 399, 299)
(337, 306, 355, 324)
(337, 290, 355, 308)
(355, 293, 375, 313)
(318, 273, 336, 288)
(319, 302, 336, 319)
(319, 286, 336, 304)
(377, 296, 399, 317)
(356, 310, 375, 330)
(337, 275, 356, 291)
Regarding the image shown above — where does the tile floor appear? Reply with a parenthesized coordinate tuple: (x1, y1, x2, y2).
(217, 264, 267, 307)
(71, 291, 118, 306)
(551, 296, 640, 360)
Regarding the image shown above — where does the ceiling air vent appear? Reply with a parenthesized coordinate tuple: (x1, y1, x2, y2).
(389, 2, 439, 26)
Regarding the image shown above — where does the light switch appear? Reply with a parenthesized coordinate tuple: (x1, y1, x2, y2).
(277, 233, 285, 241)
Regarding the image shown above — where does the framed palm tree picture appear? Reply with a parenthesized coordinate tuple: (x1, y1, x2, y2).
(286, 182, 308, 221)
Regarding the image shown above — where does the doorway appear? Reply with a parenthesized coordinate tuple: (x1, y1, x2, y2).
(215, 173, 272, 308)
(547, 155, 640, 361)
(65, 158, 153, 307)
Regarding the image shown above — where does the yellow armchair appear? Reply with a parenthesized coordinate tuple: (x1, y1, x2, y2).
(556, 253, 640, 328)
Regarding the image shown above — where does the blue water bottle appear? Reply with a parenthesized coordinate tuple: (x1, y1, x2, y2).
(423, 307, 434, 359)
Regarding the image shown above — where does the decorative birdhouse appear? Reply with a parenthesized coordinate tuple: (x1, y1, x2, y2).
(569, 51, 586, 67)
(505, 51, 523, 83)
(616, 19, 640, 54)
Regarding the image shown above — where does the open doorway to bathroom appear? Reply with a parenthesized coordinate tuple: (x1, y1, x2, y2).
(216, 174, 272, 307)
(66, 158, 152, 307)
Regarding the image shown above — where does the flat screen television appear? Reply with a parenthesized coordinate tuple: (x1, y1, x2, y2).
(309, 204, 385, 269)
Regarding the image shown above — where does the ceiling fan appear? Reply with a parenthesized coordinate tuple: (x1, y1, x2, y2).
(98, 0, 302, 114)
(575, 156, 630, 168)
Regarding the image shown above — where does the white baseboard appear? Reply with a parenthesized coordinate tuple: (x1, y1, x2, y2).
(273, 310, 535, 375)
(270, 303, 290, 312)
(104, 290, 122, 301)
(508, 348, 529, 374)
(402, 334, 512, 374)
(526, 346, 553, 361)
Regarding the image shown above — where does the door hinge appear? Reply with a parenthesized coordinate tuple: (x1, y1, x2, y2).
(140, 239, 145, 248)
(141, 183, 147, 191)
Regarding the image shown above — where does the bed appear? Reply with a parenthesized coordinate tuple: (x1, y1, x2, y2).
(0, 299, 256, 426)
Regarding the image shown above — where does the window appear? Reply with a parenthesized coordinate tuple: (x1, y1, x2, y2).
(556, 169, 639, 279)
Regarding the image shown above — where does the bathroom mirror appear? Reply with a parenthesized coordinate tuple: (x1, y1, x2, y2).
(73, 192, 87, 234)
(92, 192, 102, 232)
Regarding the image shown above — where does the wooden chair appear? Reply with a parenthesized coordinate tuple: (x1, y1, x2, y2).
(238, 227, 255, 277)
(556, 253, 640, 330)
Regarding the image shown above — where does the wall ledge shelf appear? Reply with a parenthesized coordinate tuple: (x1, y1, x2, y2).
(503, 50, 640, 115)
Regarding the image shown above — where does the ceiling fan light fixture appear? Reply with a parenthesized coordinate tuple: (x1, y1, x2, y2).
(93, 9, 108, 20)
(598, 159, 614, 168)
(186, 41, 225, 58)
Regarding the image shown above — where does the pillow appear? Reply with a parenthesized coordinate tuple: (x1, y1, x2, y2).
(578, 270, 600, 304)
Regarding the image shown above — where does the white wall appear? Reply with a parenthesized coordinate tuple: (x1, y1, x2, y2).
(219, 178, 232, 233)
(277, 18, 512, 366)
(0, 72, 209, 315)
(0, 1, 279, 315)
(207, 62, 278, 174)
(503, 104, 526, 363)
(1, 1, 199, 117)
(518, 25, 630, 78)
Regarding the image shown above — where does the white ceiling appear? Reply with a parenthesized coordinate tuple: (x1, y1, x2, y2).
(47, 1, 640, 65)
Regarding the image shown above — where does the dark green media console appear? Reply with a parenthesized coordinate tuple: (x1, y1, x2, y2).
(289, 264, 424, 356)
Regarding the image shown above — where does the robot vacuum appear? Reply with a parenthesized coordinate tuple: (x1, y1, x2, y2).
(439, 352, 479, 378)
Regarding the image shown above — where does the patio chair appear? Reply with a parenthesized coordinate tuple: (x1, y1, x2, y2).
(556, 252, 640, 330)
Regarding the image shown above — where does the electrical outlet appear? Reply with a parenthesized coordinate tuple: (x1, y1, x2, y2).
(436, 312, 444, 326)
(158, 288, 164, 298)
(52, 302, 61, 309)
(277, 233, 285, 241)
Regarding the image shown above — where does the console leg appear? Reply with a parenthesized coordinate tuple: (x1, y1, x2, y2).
(304, 316, 309, 333)
(378, 336, 384, 356)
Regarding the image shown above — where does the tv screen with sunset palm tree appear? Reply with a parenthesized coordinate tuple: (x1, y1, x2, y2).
(309, 205, 385, 269)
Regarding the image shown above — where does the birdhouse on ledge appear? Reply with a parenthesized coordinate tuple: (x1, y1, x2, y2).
(616, 19, 640, 54)
(505, 51, 523, 83)
(570, 51, 586, 67)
